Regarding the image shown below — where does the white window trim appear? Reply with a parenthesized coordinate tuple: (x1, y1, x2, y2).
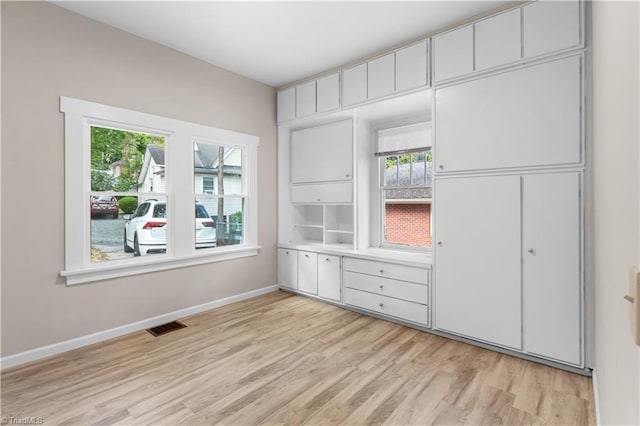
(60, 97, 260, 285)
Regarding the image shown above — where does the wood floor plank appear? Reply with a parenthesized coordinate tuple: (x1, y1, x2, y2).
(1, 291, 594, 425)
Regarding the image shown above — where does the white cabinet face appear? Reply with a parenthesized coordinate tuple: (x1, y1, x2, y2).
(475, 9, 522, 71)
(277, 88, 296, 123)
(523, 173, 581, 365)
(523, 0, 580, 58)
(395, 40, 428, 92)
(316, 73, 340, 113)
(296, 80, 316, 118)
(435, 56, 581, 173)
(318, 254, 341, 301)
(278, 248, 298, 289)
(291, 119, 353, 184)
(433, 25, 474, 83)
(434, 175, 522, 349)
(342, 63, 367, 106)
(298, 251, 318, 295)
(291, 182, 353, 204)
(367, 53, 395, 99)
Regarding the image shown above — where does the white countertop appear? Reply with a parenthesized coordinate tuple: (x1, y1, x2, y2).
(277, 242, 432, 268)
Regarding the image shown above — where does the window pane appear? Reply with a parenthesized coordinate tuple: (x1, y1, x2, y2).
(90, 126, 165, 193)
(90, 195, 168, 262)
(194, 142, 243, 195)
(384, 156, 398, 186)
(384, 202, 432, 248)
(196, 197, 244, 248)
(411, 153, 426, 185)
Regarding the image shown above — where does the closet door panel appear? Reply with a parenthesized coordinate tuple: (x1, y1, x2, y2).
(523, 172, 581, 365)
(434, 175, 522, 349)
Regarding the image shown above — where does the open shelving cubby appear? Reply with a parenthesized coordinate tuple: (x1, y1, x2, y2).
(325, 204, 354, 246)
(293, 204, 324, 244)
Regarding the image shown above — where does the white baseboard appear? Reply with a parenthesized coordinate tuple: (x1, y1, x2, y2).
(0, 285, 279, 370)
(592, 369, 602, 426)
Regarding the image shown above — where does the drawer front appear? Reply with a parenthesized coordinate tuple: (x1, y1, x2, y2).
(343, 271, 427, 305)
(344, 287, 428, 325)
(343, 257, 428, 285)
(291, 182, 353, 204)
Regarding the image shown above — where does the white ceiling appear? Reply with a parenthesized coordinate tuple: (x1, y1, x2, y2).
(53, 1, 509, 88)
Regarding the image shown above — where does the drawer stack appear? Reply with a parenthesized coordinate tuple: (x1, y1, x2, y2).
(343, 258, 430, 326)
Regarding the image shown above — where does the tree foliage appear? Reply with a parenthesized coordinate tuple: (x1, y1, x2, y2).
(90, 127, 164, 192)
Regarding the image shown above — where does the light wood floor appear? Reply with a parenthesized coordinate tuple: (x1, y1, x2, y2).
(2, 291, 595, 425)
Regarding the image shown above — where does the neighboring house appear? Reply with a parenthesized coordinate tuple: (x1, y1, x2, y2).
(137, 144, 243, 221)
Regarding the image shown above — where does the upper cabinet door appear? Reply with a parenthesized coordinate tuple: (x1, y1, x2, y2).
(433, 25, 474, 83)
(435, 56, 581, 173)
(395, 40, 428, 92)
(296, 81, 316, 118)
(342, 63, 368, 106)
(523, 172, 581, 366)
(367, 53, 395, 100)
(291, 119, 353, 184)
(316, 73, 340, 113)
(434, 175, 522, 349)
(523, 0, 581, 58)
(277, 87, 295, 123)
(475, 9, 522, 71)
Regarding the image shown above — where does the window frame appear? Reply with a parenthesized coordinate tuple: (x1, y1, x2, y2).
(60, 97, 259, 285)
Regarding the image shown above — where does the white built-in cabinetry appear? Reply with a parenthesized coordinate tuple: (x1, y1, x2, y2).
(289, 119, 355, 246)
(433, 0, 582, 83)
(435, 55, 582, 173)
(435, 176, 522, 349)
(278, 40, 429, 122)
(434, 172, 582, 364)
(277, 0, 588, 371)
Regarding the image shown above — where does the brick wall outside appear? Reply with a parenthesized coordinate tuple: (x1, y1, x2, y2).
(385, 203, 431, 247)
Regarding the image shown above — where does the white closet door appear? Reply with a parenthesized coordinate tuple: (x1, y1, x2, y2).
(434, 175, 522, 349)
(435, 56, 581, 173)
(523, 172, 581, 365)
(291, 119, 353, 184)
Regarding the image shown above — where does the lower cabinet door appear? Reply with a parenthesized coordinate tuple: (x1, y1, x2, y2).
(434, 175, 522, 349)
(277, 248, 298, 289)
(298, 251, 318, 295)
(523, 172, 581, 365)
(318, 254, 341, 301)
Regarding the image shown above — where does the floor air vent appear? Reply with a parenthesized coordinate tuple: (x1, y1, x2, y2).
(146, 321, 186, 337)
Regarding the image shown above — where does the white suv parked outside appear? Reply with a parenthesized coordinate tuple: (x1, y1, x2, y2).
(124, 199, 216, 256)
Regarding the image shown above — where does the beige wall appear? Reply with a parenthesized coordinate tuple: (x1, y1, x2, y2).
(592, 1, 640, 425)
(0, 2, 277, 356)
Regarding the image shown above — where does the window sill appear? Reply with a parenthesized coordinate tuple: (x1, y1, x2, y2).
(60, 245, 261, 286)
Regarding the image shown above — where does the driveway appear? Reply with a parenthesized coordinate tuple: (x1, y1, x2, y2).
(91, 217, 134, 261)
